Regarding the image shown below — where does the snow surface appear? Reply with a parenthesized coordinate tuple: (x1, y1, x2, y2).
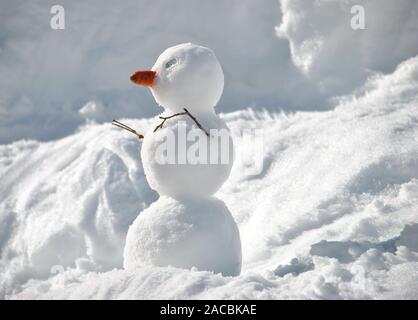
(1, 54, 418, 299)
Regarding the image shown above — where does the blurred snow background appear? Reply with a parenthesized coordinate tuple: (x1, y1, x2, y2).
(1, 0, 417, 143)
(1, 0, 418, 299)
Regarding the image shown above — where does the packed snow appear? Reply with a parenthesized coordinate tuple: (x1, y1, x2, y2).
(124, 196, 241, 276)
(1, 53, 418, 299)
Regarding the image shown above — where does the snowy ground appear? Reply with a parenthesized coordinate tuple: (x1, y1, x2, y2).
(1, 55, 418, 299)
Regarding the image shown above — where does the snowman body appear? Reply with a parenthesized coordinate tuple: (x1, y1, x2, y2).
(141, 113, 234, 198)
(124, 196, 241, 276)
(123, 43, 242, 276)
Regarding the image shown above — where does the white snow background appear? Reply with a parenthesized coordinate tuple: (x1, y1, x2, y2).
(1, 0, 418, 299)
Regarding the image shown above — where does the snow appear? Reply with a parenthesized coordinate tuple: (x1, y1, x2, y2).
(1, 0, 418, 300)
(141, 117, 234, 197)
(149, 43, 224, 114)
(5, 1, 418, 144)
(124, 196, 241, 276)
(0, 0, 300, 144)
(277, 0, 418, 97)
(1, 53, 418, 299)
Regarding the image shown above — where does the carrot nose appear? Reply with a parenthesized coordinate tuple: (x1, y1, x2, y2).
(130, 70, 156, 87)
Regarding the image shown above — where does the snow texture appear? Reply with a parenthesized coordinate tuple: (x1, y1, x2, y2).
(1, 54, 418, 299)
(277, 0, 418, 97)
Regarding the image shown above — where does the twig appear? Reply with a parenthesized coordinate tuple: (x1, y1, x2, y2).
(153, 108, 209, 137)
(183, 108, 209, 136)
(112, 120, 144, 139)
(153, 111, 187, 132)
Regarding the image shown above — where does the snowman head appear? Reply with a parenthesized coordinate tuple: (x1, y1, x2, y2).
(130, 43, 224, 114)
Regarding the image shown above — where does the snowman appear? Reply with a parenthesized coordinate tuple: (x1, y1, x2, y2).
(119, 43, 241, 276)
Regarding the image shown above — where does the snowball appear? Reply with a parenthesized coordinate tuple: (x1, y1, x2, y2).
(150, 43, 224, 114)
(124, 196, 242, 276)
(141, 115, 234, 197)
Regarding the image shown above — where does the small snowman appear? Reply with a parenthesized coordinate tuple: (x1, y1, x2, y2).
(117, 43, 241, 276)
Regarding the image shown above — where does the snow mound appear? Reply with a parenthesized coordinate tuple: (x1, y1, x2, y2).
(1, 55, 418, 299)
(124, 196, 241, 276)
(277, 0, 418, 96)
(0, 119, 157, 297)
